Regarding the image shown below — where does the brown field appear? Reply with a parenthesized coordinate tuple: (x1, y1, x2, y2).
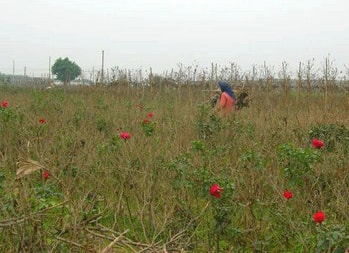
(0, 82, 348, 252)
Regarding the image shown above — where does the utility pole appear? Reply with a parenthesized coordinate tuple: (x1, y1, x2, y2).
(101, 50, 104, 85)
(11, 60, 15, 84)
(92, 66, 95, 84)
(24, 65, 26, 76)
(48, 56, 51, 84)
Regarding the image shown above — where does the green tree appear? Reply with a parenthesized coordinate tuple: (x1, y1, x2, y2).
(51, 57, 81, 84)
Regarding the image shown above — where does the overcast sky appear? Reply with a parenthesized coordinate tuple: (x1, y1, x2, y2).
(1, 0, 348, 77)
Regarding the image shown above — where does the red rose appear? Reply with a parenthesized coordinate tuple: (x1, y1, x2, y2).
(120, 132, 131, 140)
(39, 118, 46, 124)
(312, 139, 324, 149)
(2, 100, 8, 108)
(283, 190, 293, 200)
(313, 211, 325, 223)
(43, 170, 49, 180)
(147, 112, 153, 118)
(210, 183, 224, 199)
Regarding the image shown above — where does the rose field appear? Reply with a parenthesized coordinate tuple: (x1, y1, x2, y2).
(0, 82, 349, 252)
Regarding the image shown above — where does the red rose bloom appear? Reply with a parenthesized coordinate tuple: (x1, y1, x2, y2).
(210, 183, 224, 199)
(312, 139, 324, 149)
(283, 190, 293, 200)
(43, 170, 49, 180)
(2, 100, 8, 108)
(39, 118, 46, 124)
(147, 112, 153, 118)
(120, 132, 131, 140)
(313, 211, 325, 223)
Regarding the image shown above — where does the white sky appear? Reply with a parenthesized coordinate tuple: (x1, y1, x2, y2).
(0, 0, 348, 77)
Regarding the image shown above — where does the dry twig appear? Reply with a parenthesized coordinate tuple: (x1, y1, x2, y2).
(100, 229, 129, 253)
(0, 200, 68, 227)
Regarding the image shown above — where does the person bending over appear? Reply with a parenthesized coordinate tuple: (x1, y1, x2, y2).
(216, 81, 236, 116)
